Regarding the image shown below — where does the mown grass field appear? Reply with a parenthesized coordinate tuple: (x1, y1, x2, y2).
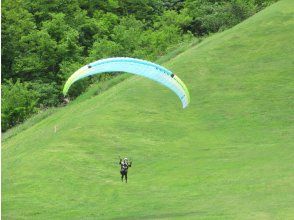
(2, 1, 294, 219)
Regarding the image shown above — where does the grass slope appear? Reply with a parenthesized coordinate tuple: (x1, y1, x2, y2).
(2, 1, 294, 219)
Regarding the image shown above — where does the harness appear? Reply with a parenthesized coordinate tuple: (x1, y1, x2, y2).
(121, 162, 128, 172)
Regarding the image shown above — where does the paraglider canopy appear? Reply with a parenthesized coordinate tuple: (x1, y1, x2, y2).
(63, 57, 190, 108)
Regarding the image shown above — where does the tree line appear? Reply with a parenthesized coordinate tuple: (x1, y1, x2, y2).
(1, 0, 276, 131)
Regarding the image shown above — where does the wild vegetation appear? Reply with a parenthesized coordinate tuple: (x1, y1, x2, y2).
(2, 0, 276, 130)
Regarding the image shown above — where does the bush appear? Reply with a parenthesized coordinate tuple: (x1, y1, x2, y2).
(2, 80, 39, 131)
(30, 81, 61, 107)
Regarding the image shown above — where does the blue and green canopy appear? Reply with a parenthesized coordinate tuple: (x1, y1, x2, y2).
(63, 57, 190, 108)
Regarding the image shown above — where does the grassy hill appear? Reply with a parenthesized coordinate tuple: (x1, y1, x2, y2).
(2, 0, 294, 219)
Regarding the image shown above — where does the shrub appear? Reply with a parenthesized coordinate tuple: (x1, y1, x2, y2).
(2, 80, 39, 131)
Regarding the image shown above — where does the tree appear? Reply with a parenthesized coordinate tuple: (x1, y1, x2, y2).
(12, 29, 58, 81)
(1, 80, 39, 131)
(1, 1, 36, 79)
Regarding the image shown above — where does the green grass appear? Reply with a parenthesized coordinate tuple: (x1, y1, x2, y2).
(156, 37, 201, 64)
(2, 1, 294, 219)
(2, 108, 58, 142)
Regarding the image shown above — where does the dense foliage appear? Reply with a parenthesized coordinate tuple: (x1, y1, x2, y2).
(1, 0, 277, 131)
